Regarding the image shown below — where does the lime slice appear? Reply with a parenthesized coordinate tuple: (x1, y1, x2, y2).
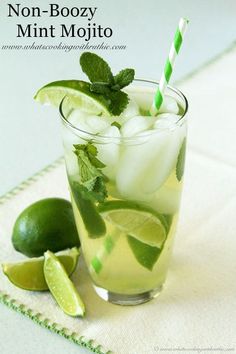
(44, 251, 85, 317)
(98, 200, 167, 248)
(34, 80, 111, 116)
(2, 247, 79, 291)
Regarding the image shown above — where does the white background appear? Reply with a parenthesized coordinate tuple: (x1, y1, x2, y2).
(0, 1, 235, 353)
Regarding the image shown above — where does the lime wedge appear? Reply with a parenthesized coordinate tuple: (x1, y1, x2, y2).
(34, 80, 111, 116)
(2, 247, 79, 291)
(44, 251, 85, 317)
(127, 235, 162, 271)
(98, 200, 167, 248)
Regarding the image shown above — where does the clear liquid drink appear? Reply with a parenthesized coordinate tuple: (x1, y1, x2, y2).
(60, 79, 188, 305)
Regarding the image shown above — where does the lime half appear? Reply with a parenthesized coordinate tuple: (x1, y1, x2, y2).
(34, 80, 111, 116)
(2, 247, 80, 291)
(44, 251, 85, 317)
(98, 200, 167, 248)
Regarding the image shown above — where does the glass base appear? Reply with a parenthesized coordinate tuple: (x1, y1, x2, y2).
(93, 285, 163, 305)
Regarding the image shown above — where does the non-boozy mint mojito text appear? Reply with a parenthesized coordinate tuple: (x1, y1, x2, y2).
(7, 3, 113, 41)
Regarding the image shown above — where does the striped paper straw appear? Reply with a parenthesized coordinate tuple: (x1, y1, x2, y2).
(150, 17, 189, 115)
(89, 230, 121, 275)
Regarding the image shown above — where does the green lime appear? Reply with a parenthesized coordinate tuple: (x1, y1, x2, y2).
(44, 251, 85, 317)
(12, 198, 80, 257)
(2, 248, 80, 291)
(34, 80, 111, 116)
(98, 200, 167, 248)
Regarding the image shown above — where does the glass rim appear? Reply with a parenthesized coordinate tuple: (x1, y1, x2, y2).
(59, 78, 188, 142)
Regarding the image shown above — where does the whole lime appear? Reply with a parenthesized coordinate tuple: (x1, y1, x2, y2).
(12, 198, 80, 257)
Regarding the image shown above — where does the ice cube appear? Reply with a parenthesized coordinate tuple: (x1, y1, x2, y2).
(62, 110, 91, 149)
(86, 116, 110, 133)
(142, 125, 186, 193)
(154, 113, 181, 130)
(158, 96, 179, 114)
(121, 116, 154, 137)
(68, 110, 110, 135)
(68, 109, 91, 131)
(96, 126, 121, 181)
(121, 99, 140, 120)
(116, 130, 167, 200)
(125, 87, 154, 111)
(116, 124, 186, 200)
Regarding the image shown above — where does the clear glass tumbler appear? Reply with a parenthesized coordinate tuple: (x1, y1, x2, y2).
(60, 79, 188, 305)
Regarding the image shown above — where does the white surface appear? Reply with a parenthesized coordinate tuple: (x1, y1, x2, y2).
(0, 0, 236, 196)
(0, 45, 236, 354)
(0, 304, 89, 354)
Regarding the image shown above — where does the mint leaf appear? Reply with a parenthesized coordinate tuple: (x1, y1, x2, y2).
(114, 69, 135, 89)
(80, 52, 114, 85)
(90, 176, 108, 203)
(109, 90, 129, 115)
(79, 52, 135, 116)
(73, 178, 106, 204)
(75, 149, 99, 191)
(127, 236, 162, 271)
(74, 143, 107, 202)
(176, 138, 186, 181)
(74, 143, 105, 169)
(90, 82, 111, 95)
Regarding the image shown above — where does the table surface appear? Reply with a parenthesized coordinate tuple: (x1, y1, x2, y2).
(0, 1, 236, 353)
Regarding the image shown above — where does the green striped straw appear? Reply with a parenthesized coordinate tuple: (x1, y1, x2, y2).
(150, 17, 189, 116)
(90, 230, 121, 274)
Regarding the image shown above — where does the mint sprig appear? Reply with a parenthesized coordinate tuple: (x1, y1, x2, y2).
(80, 52, 135, 115)
(74, 142, 107, 202)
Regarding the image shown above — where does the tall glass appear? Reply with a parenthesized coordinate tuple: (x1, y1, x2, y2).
(60, 79, 188, 305)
